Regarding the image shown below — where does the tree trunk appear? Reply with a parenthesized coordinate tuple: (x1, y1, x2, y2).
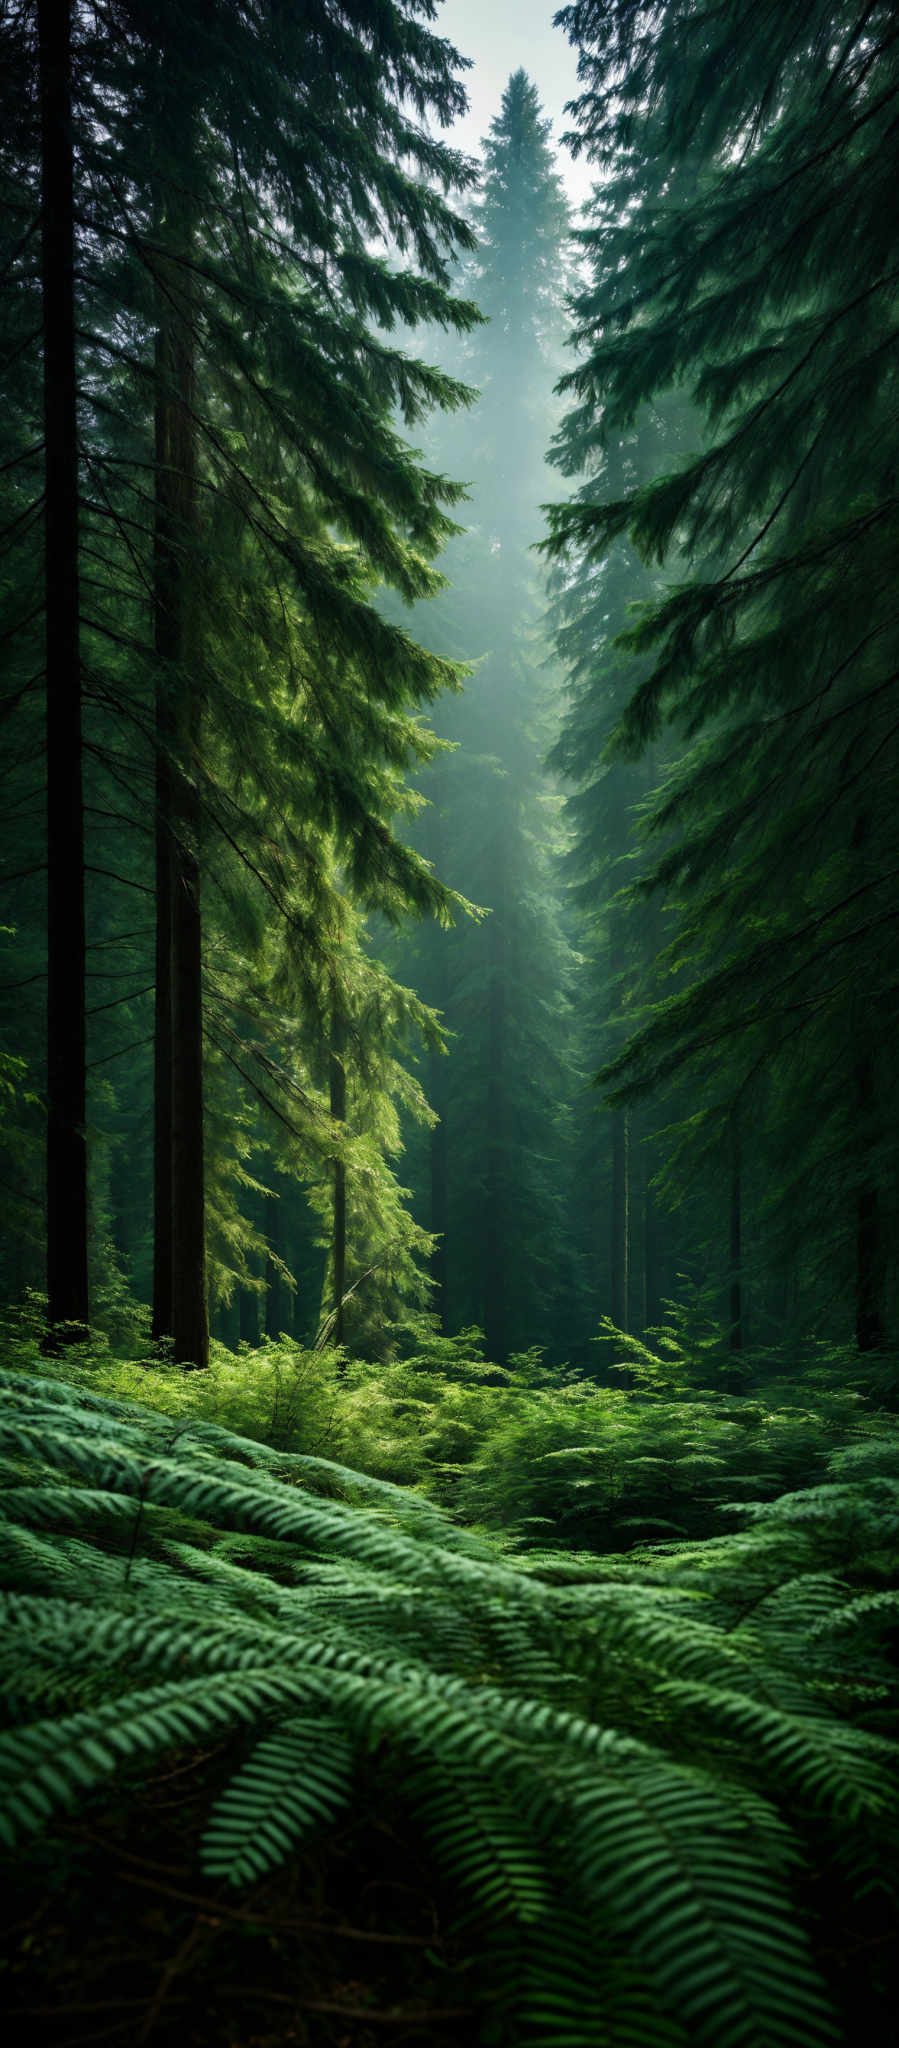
(429, 1040, 448, 1328)
(427, 795, 449, 1329)
(610, 1107, 630, 1334)
(264, 1187, 282, 1339)
(642, 1136, 660, 1335)
(38, 0, 89, 1337)
(607, 901, 630, 1338)
(239, 1280, 259, 1348)
(153, 218, 207, 1368)
(634, 1119, 647, 1334)
(329, 988, 347, 1348)
(216, 1292, 240, 1350)
(728, 1110, 743, 1356)
(851, 813, 885, 1351)
(636, 884, 660, 1338)
(855, 1046, 885, 1351)
(152, 330, 173, 1342)
(484, 880, 506, 1367)
(170, 760, 208, 1366)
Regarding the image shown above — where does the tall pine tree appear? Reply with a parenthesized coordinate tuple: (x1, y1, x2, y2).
(550, 0, 899, 1350)
(1, 1, 483, 1356)
(387, 72, 579, 1363)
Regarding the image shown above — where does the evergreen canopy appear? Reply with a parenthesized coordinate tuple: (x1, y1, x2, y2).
(547, 0, 899, 1340)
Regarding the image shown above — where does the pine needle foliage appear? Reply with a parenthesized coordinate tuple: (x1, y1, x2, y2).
(547, 0, 899, 1337)
(1, 1362, 897, 2045)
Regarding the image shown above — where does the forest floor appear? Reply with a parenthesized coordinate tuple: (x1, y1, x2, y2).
(3, 1774, 479, 2047)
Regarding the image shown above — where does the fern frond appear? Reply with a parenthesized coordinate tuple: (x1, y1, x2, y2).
(656, 1681, 894, 1819)
(402, 1753, 552, 1924)
(200, 1715, 354, 1885)
(561, 1762, 837, 2048)
(488, 1912, 689, 2047)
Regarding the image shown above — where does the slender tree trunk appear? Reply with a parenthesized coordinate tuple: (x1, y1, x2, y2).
(728, 1110, 743, 1356)
(851, 812, 885, 1351)
(610, 1107, 630, 1333)
(170, 750, 208, 1365)
(637, 1146, 647, 1335)
(216, 1293, 240, 1349)
(642, 1137, 659, 1334)
(429, 1041, 448, 1328)
(427, 797, 449, 1328)
(607, 903, 630, 1337)
(153, 222, 207, 1368)
(38, 0, 89, 1336)
(635, 1120, 647, 1334)
(637, 878, 660, 1338)
(781, 1263, 798, 1337)
(484, 874, 506, 1367)
(239, 1280, 259, 1347)
(152, 332, 173, 1342)
(855, 1046, 884, 1350)
(329, 987, 347, 1348)
(264, 1187, 281, 1339)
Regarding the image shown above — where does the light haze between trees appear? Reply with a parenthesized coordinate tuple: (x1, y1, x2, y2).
(1, 5, 897, 2045)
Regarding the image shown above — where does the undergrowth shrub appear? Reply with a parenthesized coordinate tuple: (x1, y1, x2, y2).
(451, 1379, 878, 1547)
(0, 1362, 897, 2046)
(2, 1305, 893, 1556)
(1, 1304, 348, 1453)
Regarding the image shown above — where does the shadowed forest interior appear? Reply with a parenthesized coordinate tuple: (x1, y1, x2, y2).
(1, 3, 898, 2044)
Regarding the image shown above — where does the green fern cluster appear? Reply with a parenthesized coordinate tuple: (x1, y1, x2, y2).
(6, 1312, 885, 1563)
(1, 1364, 897, 2045)
(445, 1375, 877, 1550)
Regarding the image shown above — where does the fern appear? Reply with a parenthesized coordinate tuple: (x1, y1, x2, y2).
(558, 1762, 837, 2048)
(0, 1364, 896, 2046)
(402, 1752, 552, 1924)
(200, 1714, 354, 1885)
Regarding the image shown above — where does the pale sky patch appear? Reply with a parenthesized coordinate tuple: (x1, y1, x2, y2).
(435, 0, 595, 213)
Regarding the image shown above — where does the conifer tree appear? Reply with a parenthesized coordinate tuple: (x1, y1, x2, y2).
(1, 0, 482, 1356)
(386, 72, 577, 1363)
(37, 0, 88, 1337)
(548, 362, 710, 1344)
(550, 0, 899, 1350)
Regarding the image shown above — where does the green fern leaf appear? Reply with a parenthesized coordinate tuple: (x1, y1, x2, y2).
(200, 1715, 353, 1885)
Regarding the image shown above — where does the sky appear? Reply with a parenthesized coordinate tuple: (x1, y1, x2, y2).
(434, 0, 595, 211)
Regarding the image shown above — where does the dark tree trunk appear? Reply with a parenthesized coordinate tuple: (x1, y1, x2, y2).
(634, 1118, 647, 1335)
(781, 1264, 798, 1337)
(152, 332, 173, 1342)
(429, 1041, 448, 1328)
(427, 796, 449, 1328)
(216, 1292, 240, 1349)
(728, 1111, 743, 1356)
(725, 1110, 745, 1390)
(855, 1046, 885, 1351)
(329, 990, 347, 1348)
(641, 1135, 660, 1334)
(607, 903, 630, 1338)
(38, 0, 89, 1336)
(851, 813, 885, 1351)
(610, 1107, 630, 1334)
(170, 763, 208, 1366)
(484, 882, 506, 1367)
(264, 1188, 282, 1339)
(636, 886, 660, 1338)
(153, 228, 207, 1368)
(239, 1281, 259, 1348)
